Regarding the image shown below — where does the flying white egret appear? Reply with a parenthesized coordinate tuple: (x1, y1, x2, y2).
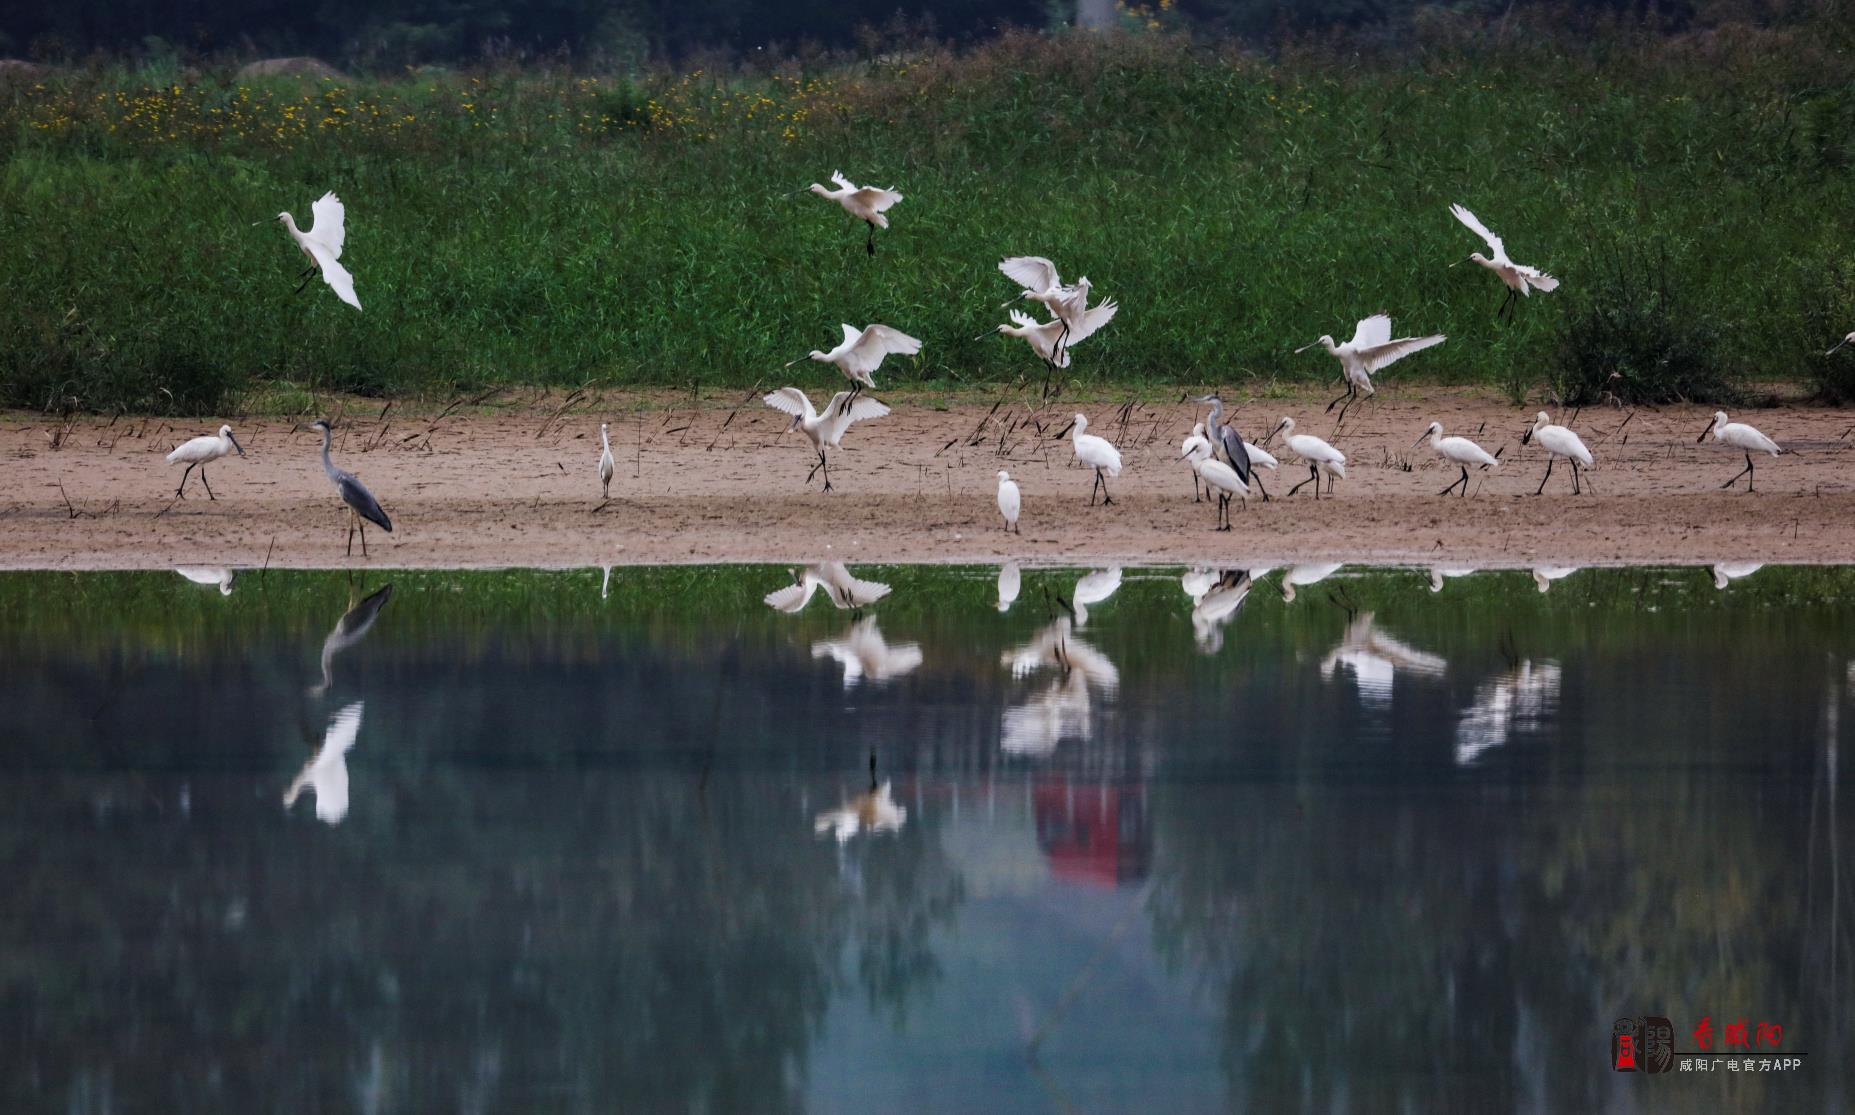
(997, 257, 1110, 364)
(997, 560, 1021, 613)
(787, 323, 920, 412)
(980, 303, 1118, 369)
(166, 424, 245, 500)
(1191, 455, 1250, 530)
(597, 423, 615, 499)
(813, 617, 923, 688)
(1280, 562, 1343, 603)
(174, 566, 237, 595)
(306, 420, 392, 555)
(1532, 565, 1579, 593)
(764, 562, 892, 614)
(1448, 203, 1559, 317)
(1414, 421, 1500, 496)
(270, 191, 360, 310)
(1181, 422, 1213, 502)
(996, 470, 1021, 533)
(1525, 412, 1593, 495)
(283, 701, 363, 825)
(1268, 417, 1346, 498)
(1069, 413, 1123, 506)
(1698, 411, 1782, 491)
(808, 171, 902, 255)
(1829, 331, 1855, 356)
(762, 386, 890, 492)
(1294, 315, 1445, 422)
(1068, 567, 1122, 627)
(1712, 562, 1764, 589)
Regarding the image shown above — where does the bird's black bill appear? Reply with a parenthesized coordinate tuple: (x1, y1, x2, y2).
(229, 434, 245, 455)
(1696, 423, 1712, 443)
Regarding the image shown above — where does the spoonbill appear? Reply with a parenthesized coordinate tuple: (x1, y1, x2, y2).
(981, 303, 1117, 369)
(997, 561, 1021, 613)
(1280, 562, 1343, 603)
(284, 701, 363, 825)
(166, 424, 245, 500)
(1698, 411, 1781, 491)
(1192, 395, 1258, 495)
(813, 617, 923, 688)
(1069, 414, 1123, 505)
(764, 562, 892, 614)
(1428, 567, 1478, 593)
(1294, 315, 1445, 422)
(996, 470, 1021, 533)
(1524, 412, 1593, 495)
(1191, 455, 1250, 530)
(1268, 417, 1346, 498)
(1826, 331, 1854, 356)
(1712, 562, 1764, 589)
(597, 423, 615, 499)
(1320, 612, 1447, 709)
(270, 191, 359, 310)
(1456, 660, 1561, 765)
(1414, 421, 1499, 496)
(997, 257, 1110, 363)
(1448, 203, 1560, 317)
(762, 386, 890, 492)
(808, 171, 902, 255)
(174, 566, 237, 595)
(1181, 422, 1213, 501)
(788, 323, 920, 412)
(306, 420, 392, 555)
(1532, 565, 1579, 593)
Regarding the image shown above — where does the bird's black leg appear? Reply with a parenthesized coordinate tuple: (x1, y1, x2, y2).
(821, 450, 834, 493)
(1219, 493, 1232, 531)
(1253, 474, 1270, 502)
(1326, 385, 1352, 414)
(200, 467, 216, 501)
(176, 463, 194, 499)
(359, 517, 369, 557)
(1535, 458, 1554, 496)
(1288, 464, 1318, 498)
(1441, 466, 1468, 497)
(1570, 460, 1582, 495)
(1723, 453, 1753, 491)
(1100, 469, 1114, 506)
(293, 270, 315, 295)
(1089, 469, 1101, 506)
(1054, 319, 1071, 368)
(866, 221, 876, 256)
(346, 513, 356, 556)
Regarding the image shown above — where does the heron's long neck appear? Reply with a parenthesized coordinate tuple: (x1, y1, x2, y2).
(319, 427, 335, 474)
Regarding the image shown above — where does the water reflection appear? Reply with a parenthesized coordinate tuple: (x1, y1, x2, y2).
(1068, 566, 1122, 626)
(815, 765, 908, 843)
(995, 560, 1020, 613)
(1318, 611, 1446, 708)
(283, 700, 363, 824)
(309, 582, 393, 696)
(174, 565, 238, 595)
(1428, 565, 1478, 592)
(1002, 617, 1119, 757)
(813, 617, 923, 688)
(1279, 561, 1343, 602)
(1187, 570, 1253, 654)
(764, 561, 893, 613)
(1531, 564, 1579, 592)
(1713, 560, 1764, 589)
(1455, 660, 1561, 765)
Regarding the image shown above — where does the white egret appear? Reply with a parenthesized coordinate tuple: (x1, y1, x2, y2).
(996, 469, 1022, 533)
(1181, 422, 1213, 501)
(997, 560, 1021, 613)
(270, 191, 359, 310)
(1826, 331, 1854, 356)
(283, 701, 363, 825)
(1004, 616, 1119, 688)
(764, 562, 892, 613)
(174, 566, 237, 595)
(813, 617, 923, 688)
(1448, 203, 1560, 317)
(1069, 413, 1123, 505)
(808, 171, 902, 255)
(1698, 410, 1782, 491)
(1069, 566, 1122, 627)
(997, 257, 1112, 364)
(1267, 417, 1346, 498)
(1532, 565, 1579, 593)
(306, 420, 392, 555)
(762, 386, 890, 492)
(787, 323, 920, 412)
(166, 424, 245, 500)
(1524, 412, 1593, 495)
(597, 422, 615, 499)
(1280, 562, 1343, 603)
(1414, 421, 1499, 496)
(1191, 455, 1250, 530)
(1712, 562, 1764, 589)
(1294, 314, 1445, 421)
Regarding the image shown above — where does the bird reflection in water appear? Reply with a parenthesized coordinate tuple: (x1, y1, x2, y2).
(1712, 562, 1764, 590)
(815, 754, 908, 843)
(997, 560, 1021, 613)
(1001, 618, 1120, 757)
(1532, 566, 1579, 593)
(1456, 660, 1561, 765)
(309, 583, 394, 697)
(764, 562, 892, 614)
(284, 700, 363, 825)
(813, 617, 923, 688)
(1319, 611, 1446, 709)
(1280, 562, 1343, 603)
(1182, 569, 1254, 654)
(1066, 567, 1122, 627)
(1428, 566, 1478, 593)
(174, 566, 238, 595)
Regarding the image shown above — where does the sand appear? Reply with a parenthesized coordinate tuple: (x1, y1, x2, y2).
(3, 391, 1851, 570)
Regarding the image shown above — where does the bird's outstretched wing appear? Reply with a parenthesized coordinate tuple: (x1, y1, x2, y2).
(765, 575, 820, 613)
(820, 562, 892, 608)
(762, 386, 812, 419)
(818, 393, 890, 445)
(851, 324, 922, 362)
(1449, 203, 1504, 259)
(853, 187, 902, 213)
(1357, 333, 1445, 374)
(1349, 313, 1392, 349)
(1516, 265, 1559, 292)
(1007, 307, 1047, 330)
(999, 255, 1061, 292)
(1068, 298, 1119, 345)
(830, 170, 855, 191)
(309, 191, 346, 259)
(305, 240, 361, 311)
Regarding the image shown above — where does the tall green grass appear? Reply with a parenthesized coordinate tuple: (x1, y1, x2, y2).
(2, 19, 1853, 414)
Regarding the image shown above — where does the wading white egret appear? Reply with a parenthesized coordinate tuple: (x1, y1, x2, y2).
(815, 757, 907, 842)
(597, 423, 615, 499)
(1191, 455, 1250, 530)
(1698, 410, 1781, 491)
(1320, 612, 1447, 710)
(1294, 314, 1445, 421)
(284, 700, 363, 825)
(166, 424, 245, 500)
(1070, 414, 1123, 505)
(996, 470, 1021, 533)
(1448, 203, 1559, 317)
(762, 386, 890, 492)
(997, 560, 1021, 613)
(1525, 412, 1593, 495)
(1268, 417, 1346, 499)
(788, 323, 920, 412)
(271, 191, 359, 310)
(1414, 421, 1499, 496)
(1826, 331, 1854, 356)
(1189, 570, 1252, 654)
(808, 171, 902, 255)
(1456, 660, 1560, 765)
(764, 562, 892, 614)
(306, 419, 392, 555)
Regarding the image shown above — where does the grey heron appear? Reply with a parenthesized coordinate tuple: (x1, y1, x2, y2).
(1194, 395, 1265, 500)
(307, 419, 392, 556)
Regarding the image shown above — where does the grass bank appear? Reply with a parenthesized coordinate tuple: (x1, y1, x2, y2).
(2, 20, 1854, 414)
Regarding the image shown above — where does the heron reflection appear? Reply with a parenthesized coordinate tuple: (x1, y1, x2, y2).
(284, 700, 363, 825)
(1185, 570, 1254, 654)
(174, 566, 238, 595)
(309, 583, 394, 697)
(1319, 611, 1446, 709)
(1455, 660, 1561, 765)
(764, 562, 892, 614)
(813, 617, 923, 688)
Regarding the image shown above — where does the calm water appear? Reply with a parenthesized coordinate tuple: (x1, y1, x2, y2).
(2, 563, 1851, 1114)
